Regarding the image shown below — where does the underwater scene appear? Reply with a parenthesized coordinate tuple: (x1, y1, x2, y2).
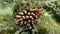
(0, 0, 60, 34)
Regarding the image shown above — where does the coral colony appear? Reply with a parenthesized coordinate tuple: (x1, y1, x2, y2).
(14, 9, 43, 29)
(14, 8, 43, 34)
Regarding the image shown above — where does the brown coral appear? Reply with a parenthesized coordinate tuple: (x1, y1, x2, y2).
(14, 9, 43, 30)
